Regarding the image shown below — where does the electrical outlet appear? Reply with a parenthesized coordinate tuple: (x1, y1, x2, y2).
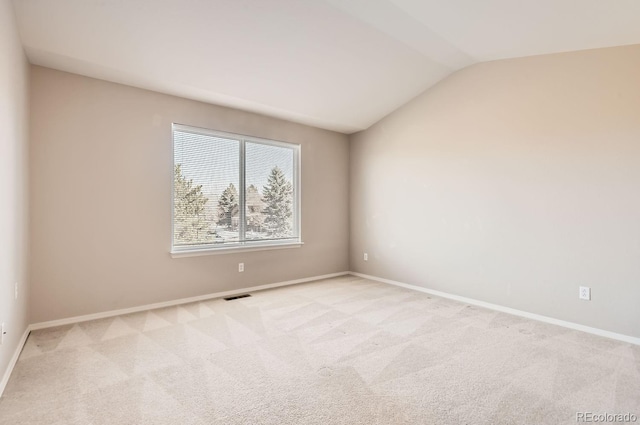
(363, 253, 368, 261)
(1, 323, 5, 345)
(15, 282, 18, 300)
(238, 263, 244, 272)
(579, 286, 591, 301)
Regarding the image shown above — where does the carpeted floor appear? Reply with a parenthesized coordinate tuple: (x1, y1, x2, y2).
(1, 275, 638, 424)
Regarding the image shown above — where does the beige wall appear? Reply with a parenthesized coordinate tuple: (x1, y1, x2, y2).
(0, 0, 30, 384)
(350, 44, 640, 338)
(29, 67, 349, 323)
(23, 42, 640, 339)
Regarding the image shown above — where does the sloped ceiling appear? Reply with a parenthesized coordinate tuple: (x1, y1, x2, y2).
(12, 0, 640, 133)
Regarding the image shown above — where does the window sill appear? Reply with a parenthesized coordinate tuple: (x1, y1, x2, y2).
(170, 241, 304, 258)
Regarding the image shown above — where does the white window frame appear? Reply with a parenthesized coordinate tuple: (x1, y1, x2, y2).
(171, 123, 302, 257)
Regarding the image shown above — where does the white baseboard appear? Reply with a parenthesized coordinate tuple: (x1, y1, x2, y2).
(350, 271, 640, 346)
(0, 326, 30, 397)
(30, 271, 349, 331)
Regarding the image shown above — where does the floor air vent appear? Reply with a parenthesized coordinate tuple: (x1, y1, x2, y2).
(223, 294, 252, 301)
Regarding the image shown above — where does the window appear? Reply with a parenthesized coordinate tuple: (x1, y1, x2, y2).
(172, 124, 301, 255)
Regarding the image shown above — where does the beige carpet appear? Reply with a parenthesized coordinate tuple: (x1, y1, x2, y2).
(1, 275, 638, 424)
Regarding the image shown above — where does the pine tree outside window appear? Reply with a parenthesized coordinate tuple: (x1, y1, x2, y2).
(172, 124, 301, 255)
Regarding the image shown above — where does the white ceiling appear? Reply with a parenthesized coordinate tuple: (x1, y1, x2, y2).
(12, 0, 640, 134)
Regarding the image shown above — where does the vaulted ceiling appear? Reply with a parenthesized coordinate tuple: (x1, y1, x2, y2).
(12, 0, 640, 133)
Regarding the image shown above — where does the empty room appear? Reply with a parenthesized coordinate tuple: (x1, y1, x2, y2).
(1, 0, 639, 423)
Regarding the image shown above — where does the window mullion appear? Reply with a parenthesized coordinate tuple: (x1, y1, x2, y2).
(294, 146, 300, 238)
(239, 140, 246, 243)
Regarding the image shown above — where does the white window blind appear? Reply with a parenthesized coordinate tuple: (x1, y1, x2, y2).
(172, 124, 300, 253)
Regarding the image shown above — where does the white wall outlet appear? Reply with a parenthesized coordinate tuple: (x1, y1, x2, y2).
(15, 282, 18, 300)
(238, 263, 244, 272)
(363, 253, 368, 261)
(579, 286, 591, 300)
(1, 323, 5, 345)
